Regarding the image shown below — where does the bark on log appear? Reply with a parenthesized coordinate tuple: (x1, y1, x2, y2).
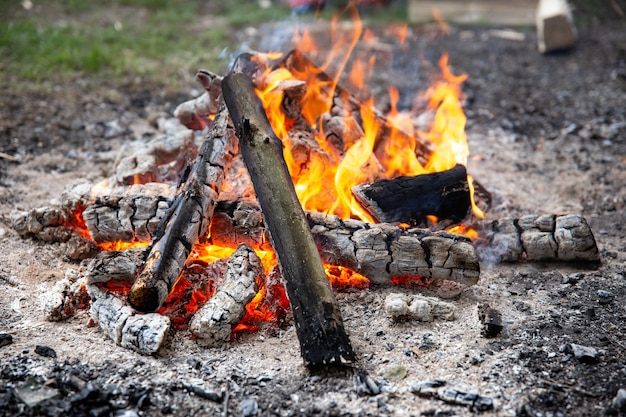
(189, 244, 262, 346)
(128, 100, 238, 313)
(352, 164, 471, 225)
(88, 284, 170, 355)
(473, 214, 600, 263)
(210, 202, 479, 286)
(174, 70, 223, 130)
(222, 71, 355, 366)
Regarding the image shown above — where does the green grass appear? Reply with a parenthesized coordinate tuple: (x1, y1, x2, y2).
(0, 0, 292, 88)
(0, 0, 413, 90)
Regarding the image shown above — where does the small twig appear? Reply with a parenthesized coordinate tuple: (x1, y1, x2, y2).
(0, 152, 18, 162)
(0, 274, 20, 287)
(610, 0, 624, 17)
(222, 383, 230, 417)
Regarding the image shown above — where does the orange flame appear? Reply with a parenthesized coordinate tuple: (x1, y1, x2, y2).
(70, 6, 481, 335)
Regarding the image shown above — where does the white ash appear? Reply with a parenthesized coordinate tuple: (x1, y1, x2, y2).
(384, 293, 456, 322)
(38, 270, 88, 322)
(88, 284, 170, 355)
(189, 244, 262, 346)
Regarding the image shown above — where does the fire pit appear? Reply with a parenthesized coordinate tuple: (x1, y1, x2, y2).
(1, 8, 625, 417)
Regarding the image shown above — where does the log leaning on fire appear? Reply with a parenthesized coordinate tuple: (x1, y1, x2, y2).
(222, 71, 356, 366)
(127, 100, 238, 313)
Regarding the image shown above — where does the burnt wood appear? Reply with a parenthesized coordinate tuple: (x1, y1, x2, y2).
(222, 71, 355, 366)
(352, 164, 471, 225)
(279, 49, 434, 164)
(127, 101, 238, 313)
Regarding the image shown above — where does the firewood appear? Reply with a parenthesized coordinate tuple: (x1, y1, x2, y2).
(279, 49, 434, 164)
(88, 284, 170, 355)
(128, 100, 238, 313)
(352, 164, 471, 225)
(210, 201, 479, 286)
(536, 0, 577, 53)
(222, 70, 355, 366)
(85, 248, 148, 285)
(189, 244, 262, 346)
(84, 183, 175, 243)
(473, 214, 599, 263)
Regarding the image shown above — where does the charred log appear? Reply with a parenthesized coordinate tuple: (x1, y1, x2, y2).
(128, 100, 238, 313)
(222, 71, 355, 366)
(88, 284, 170, 355)
(352, 164, 471, 225)
(189, 244, 262, 345)
(210, 202, 479, 286)
(174, 70, 223, 130)
(473, 214, 600, 263)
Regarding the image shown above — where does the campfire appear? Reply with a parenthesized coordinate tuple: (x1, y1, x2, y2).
(12, 7, 599, 366)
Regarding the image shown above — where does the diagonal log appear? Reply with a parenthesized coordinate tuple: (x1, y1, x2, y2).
(222, 71, 355, 366)
(127, 101, 238, 313)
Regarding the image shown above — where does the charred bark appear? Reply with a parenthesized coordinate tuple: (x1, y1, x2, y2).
(352, 164, 471, 225)
(473, 214, 600, 263)
(222, 71, 355, 366)
(211, 201, 480, 286)
(279, 49, 434, 163)
(128, 101, 238, 313)
(189, 244, 262, 346)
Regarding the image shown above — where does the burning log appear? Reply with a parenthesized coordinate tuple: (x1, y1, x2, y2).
(83, 183, 175, 244)
(211, 202, 479, 286)
(222, 71, 355, 366)
(352, 164, 471, 225)
(474, 214, 600, 263)
(128, 100, 238, 313)
(189, 244, 262, 346)
(85, 247, 148, 285)
(88, 284, 170, 355)
(279, 49, 434, 163)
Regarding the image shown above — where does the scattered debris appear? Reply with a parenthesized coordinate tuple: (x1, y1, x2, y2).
(0, 333, 13, 348)
(354, 372, 381, 396)
(34, 345, 57, 358)
(562, 343, 601, 364)
(611, 388, 626, 412)
(384, 293, 456, 322)
(409, 380, 494, 411)
(478, 304, 503, 338)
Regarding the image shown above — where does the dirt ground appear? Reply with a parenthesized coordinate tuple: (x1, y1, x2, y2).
(1, 15, 626, 417)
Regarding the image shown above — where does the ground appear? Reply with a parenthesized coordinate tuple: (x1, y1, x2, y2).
(1, 11, 626, 417)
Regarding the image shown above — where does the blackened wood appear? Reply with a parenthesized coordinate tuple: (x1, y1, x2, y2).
(210, 201, 480, 286)
(222, 72, 355, 366)
(279, 49, 434, 163)
(128, 101, 237, 313)
(352, 164, 471, 225)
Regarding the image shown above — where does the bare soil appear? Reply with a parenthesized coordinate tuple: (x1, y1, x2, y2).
(1, 17, 626, 417)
